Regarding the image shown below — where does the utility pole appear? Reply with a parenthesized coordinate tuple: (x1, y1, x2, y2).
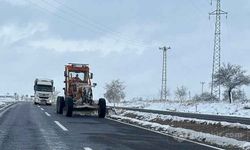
(209, 0, 227, 100)
(200, 82, 205, 94)
(159, 46, 171, 101)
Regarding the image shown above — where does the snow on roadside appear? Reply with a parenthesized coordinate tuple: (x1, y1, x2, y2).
(115, 101, 250, 118)
(0, 102, 5, 107)
(120, 110, 250, 130)
(0, 98, 16, 108)
(110, 115, 250, 150)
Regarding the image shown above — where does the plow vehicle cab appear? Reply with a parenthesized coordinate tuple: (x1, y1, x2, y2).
(56, 63, 106, 118)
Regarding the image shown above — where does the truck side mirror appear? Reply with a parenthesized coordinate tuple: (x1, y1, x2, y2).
(90, 73, 93, 79)
(93, 83, 97, 87)
(53, 87, 55, 92)
(63, 88, 65, 91)
(64, 71, 67, 77)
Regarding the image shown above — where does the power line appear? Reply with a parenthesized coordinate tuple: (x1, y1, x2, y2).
(25, 0, 148, 49)
(52, 0, 146, 46)
(189, 0, 207, 18)
(44, 0, 148, 48)
(25, 0, 98, 32)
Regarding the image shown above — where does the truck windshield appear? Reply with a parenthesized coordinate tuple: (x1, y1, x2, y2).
(35, 85, 53, 92)
(69, 72, 88, 82)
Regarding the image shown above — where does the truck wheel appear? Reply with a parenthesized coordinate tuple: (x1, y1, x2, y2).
(46, 103, 52, 106)
(65, 97, 73, 117)
(98, 98, 106, 118)
(56, 96, 64, 114)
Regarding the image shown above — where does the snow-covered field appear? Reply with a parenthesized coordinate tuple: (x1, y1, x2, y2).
(119, 110, 250, 130)
(112, 100, 250, 118)
(0, 98, 16, 108)
(107, 100, 250, 149)
(109, 109, 250, 149)
(110, 114, 250, 150)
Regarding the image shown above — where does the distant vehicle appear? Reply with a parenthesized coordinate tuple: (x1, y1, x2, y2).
(30, 95, 34, 101)
(34, 78, 55, 105)
(56, 63, 106, 118)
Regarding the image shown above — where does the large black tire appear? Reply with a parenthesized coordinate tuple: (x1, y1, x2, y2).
(46, 103, 52, 106)
(98, 98, 106, 118)
(65, 97, 73, 117)
(56, 96, 64, 114)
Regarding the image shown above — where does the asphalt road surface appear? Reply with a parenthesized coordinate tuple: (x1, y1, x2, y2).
(0, 102, 220, 150)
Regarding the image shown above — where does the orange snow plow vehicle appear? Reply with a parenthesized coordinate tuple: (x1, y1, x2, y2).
(56, 63, 106, 118)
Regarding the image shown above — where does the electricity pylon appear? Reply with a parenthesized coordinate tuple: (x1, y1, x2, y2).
(209, 0, 227, 100)
(159, 46, 171, 101)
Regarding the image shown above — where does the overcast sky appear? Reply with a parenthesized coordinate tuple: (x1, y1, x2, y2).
(0, 0, 250, 100)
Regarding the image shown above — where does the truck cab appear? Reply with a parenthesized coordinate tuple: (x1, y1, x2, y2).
(34, 78, 55, 105)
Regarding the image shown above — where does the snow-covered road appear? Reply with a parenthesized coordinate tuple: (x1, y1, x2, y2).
(0, 101, 220, 150)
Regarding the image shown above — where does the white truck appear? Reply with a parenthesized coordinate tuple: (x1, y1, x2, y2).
(34, 78, 55, 105)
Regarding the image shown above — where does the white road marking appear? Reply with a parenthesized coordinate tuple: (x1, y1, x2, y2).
(40, 128, 69, 150)
(54, 121, 68, 131)
(40, 108, 44, 111)
(107, 118, 224, 150)
(45, 112, 51, 117)
(83, 147, 92, 150)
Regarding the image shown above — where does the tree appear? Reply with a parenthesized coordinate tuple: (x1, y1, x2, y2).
(222, 89, 248, 102)
(175, 86, 188, 102)
(214, 63, 250, 103)
(104, 79, 126, 107)
(193, 92, 217, 102)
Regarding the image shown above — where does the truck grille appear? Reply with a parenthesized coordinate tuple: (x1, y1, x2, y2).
(39, 96, 49, 99)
